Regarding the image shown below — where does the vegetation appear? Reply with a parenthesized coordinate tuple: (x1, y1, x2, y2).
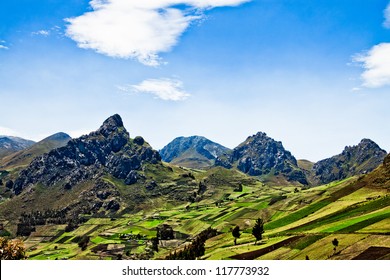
(232, 226, 241, 245)
(0, 153, 389, 260)
(252, 218, 264, 245)
(0, 237, 27, 260)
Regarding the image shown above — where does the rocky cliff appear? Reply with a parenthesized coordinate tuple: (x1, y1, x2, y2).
(228, 132, 308, 185)
(13, 114, 160, 195)
(313, 139, 387, 184)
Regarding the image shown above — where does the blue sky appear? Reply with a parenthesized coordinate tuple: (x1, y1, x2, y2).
(1, 0, 390, 161)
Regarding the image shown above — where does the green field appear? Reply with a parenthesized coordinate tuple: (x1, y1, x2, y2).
(2, 166, 389, 260)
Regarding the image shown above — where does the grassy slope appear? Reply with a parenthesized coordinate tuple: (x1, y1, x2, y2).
(0, 137, 70, 170)
(2, 161, 390, 260)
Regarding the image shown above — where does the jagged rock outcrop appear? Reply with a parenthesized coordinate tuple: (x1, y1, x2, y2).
(312, 139, 387, 184)
(229, 132, 308, 185)
(13, 114, 160, 195)
(160, 136, 231, 169)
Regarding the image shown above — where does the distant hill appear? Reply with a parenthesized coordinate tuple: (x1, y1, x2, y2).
(160, 136, 231, 169)
(312, 139, 387, 185)
(0, 132, 71, 169)
(226, 132, 308, 185)
(0, 136, 35, 158)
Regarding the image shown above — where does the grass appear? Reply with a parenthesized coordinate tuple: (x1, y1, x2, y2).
(288, 196, 390, 233)
(3, 163, 389, 260)
(264, 200, 331, 230)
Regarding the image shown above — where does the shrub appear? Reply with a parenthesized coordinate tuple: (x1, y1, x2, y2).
(0, 237, 27, 260)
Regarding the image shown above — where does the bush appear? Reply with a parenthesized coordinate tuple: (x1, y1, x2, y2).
(0, 237, 27, 260)
(78, 235, 90, 251)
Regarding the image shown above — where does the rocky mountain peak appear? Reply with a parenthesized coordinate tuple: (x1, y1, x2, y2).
(12, 114, 160, 195)
(313, 138, 387, 184)
(96, 114, 125, 137)
(230, 132, 307, 184)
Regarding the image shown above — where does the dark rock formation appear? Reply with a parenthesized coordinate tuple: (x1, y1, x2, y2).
(230, 132, 307, 185)
(313, 139, 387, 184)
(13, 114, 160, 195)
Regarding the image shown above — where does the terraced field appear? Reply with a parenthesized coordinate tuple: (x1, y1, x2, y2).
(17, 170, 390, 260)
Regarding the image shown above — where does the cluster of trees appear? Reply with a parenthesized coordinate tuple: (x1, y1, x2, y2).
(232, 218, 265, 245)
(165, 227, 218, 260)
(17, 210, 88, 236)
(17, 210, 68, 236)
(0, 237, 27, 260)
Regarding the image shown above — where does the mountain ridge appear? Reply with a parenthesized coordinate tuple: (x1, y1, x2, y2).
(312, 138, 387, 184)
(0, 136, 35, 158)
(0, 132, 71, 169)
(160, 135, 231, 169)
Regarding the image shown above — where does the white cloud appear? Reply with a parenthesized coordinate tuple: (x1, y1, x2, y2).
(129, 78, 191, 101)
(0, 40, 8, 50)
(353, 43, 390, 88)
(65, 0, 250, 66)
(32, 30, 51, 36)
(384, 2, 390, 28)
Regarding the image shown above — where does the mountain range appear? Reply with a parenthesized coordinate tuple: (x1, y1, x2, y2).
(160, 132, 387, 186)
(0, 114, 389, 260)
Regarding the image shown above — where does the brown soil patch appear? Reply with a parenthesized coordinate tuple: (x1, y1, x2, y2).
(352, 246, 390, 260)
(230, 235, 304, 260)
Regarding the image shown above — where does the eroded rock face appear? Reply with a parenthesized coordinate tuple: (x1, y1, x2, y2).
(230, 132, 307, 185)
(13, 114, 160, 195)
(313, 139, 387, 184)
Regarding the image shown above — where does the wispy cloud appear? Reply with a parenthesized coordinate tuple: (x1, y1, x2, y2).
(32, 30, 51, 36)
(353, 43, 390, 88)
(0, 40, 8, 50)
(65, 0, 250, 66)
(121, 78, 191, 101)
(384, 2, 390, 28)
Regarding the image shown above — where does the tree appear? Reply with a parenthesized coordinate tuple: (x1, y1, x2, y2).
(151, 237, 159, 252)
(78, 235, 90, 251)
(0, 237, 27, 260)
(252, 218, 264, 245)
(332, 238, 339, 254)
(232, 226, 241, 245)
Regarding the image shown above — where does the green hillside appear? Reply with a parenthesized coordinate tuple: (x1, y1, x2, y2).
(2, 161, 388, 260)
(0, 115, 388, 260)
